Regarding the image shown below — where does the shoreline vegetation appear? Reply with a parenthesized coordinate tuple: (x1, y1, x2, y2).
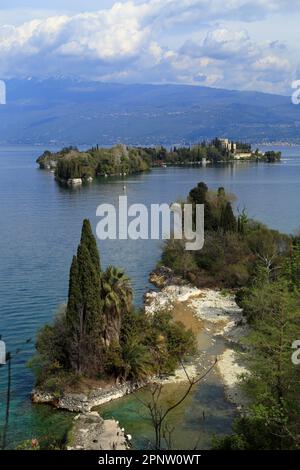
(36, 144, 150, 186)
(30, 219, 195, 391)
(146, 269, 248, 410)
(29, 219, 197, 450)
(29, 180, 300, 450)
(36, 138, 281, 186)
(158, 182, 300, 450)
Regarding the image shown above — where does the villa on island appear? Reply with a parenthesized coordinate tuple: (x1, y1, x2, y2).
(220, 138, 253, 159)
(219, 138, 237, 152)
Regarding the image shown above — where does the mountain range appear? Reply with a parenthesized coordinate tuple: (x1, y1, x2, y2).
(0, 78, 300, 146)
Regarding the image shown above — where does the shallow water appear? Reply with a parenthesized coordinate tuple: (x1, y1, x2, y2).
(97, 316, 233, 450)
(98, 374, 235, 450)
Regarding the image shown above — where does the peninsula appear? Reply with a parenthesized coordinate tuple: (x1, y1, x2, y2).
(28, 182, 300, 450)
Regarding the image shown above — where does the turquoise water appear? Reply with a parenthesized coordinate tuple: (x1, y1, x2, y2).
(98, 377, 235, 450)
(97, 333, 236, 450)
(0, 146, 299, 448)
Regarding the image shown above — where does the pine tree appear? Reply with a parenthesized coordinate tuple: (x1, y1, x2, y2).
(240, 282, 300, 448)
(283, 242, 300, 290)
(237, 209, 248, 235)
(216, 281, 300, 450)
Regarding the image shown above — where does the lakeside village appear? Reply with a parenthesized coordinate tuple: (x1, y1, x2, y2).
(36, 138, 281, 186)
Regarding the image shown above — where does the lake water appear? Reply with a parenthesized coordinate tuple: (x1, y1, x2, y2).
(0, 146, 299, 448)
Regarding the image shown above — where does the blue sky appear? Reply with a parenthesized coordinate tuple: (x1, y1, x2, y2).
(0, 0, 299, 94)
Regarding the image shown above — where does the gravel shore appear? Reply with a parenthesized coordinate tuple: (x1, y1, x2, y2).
(146, 272, 249, 408)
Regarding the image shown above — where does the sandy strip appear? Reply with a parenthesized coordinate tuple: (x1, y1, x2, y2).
(217, 349, 248, 409)
(145, 282, 248, 408)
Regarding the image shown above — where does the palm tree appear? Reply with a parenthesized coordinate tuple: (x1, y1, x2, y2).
(101, 266, 133, 348)
(121, 335, 153, 382)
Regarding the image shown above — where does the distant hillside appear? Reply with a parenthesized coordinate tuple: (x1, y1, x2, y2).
(0, 78, 300, 146)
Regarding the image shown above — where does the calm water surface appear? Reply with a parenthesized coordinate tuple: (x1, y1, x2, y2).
(0, 146, 299, 448)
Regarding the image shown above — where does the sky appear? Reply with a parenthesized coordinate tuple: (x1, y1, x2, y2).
(0, 0, 299, 94)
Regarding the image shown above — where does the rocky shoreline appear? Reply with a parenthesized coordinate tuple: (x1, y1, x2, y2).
(32, 266, 249, 449)
(31, 363, 199, 413)
(31, 381, 145, 413)
(31, 383, 142, 451)
(147, 267, 249, 409)
(31, 267, 206, 414)
(66, 412, 130, 450)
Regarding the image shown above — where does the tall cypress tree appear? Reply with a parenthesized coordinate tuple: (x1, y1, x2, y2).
(204, 201, 216, 231)
(80, 219, 101, 273)
(189, 182, 217, 231)
(66, 220, 103, 375)
(189, 182, 208, 204)
(67, 256, 81, 324)
(217, 186, 225, 199)
(76, 243, 102, 335)
(220, 202, 237, 232)
(66, 256, 83, 372)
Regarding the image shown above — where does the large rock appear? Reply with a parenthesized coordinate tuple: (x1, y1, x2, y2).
(149, 266, 185, 289)
(67, 412, 129, 450)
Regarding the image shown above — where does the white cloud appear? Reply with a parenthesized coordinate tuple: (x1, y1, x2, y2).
(253, 54, 289, 71)
(182, 29, 253, 60)
(203, 29, 251, 58)
(0, 0, 298, 93)
(175, 26, 294, 91)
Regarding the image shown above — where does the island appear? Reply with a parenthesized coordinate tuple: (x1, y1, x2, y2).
(36, 144, 151, 186)
(36, 139, 281, 186)
(148, 138, 281, 165)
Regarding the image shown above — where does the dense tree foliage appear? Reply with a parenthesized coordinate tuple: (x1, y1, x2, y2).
(161, 182, 298, 450)
(37, 145, 150, 181)
(161, 182, 299, 449)
(264, 150, 281, 162)
(30, 220, 196, 392)
(215, 270, 300, 449)
(36, 140, 280, 180)
(162, 182, 291, 288)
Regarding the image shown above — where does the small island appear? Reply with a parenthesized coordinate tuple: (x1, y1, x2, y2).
(36, 144, 151, 186)
(36, 139, 281, 186)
